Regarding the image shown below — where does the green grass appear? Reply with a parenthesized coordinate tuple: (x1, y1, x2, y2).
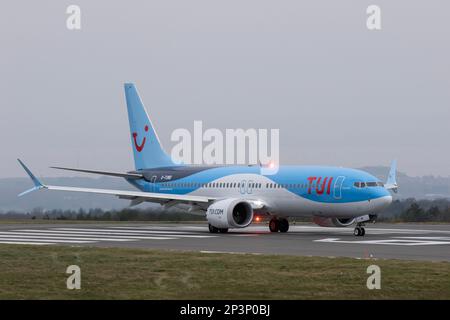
(0, 245, 449, 299)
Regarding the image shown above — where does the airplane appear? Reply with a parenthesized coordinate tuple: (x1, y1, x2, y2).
(18, 83, 398, 236)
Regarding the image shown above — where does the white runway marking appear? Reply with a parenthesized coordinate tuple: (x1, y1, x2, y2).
(315, 238, 450, 246)
(0, 241, 57, 245)
(0, 226, 217, 246)
(396, 236, 450, 240)
(2, 231, 177, 240)
(0, 233, 134, 242)
(2, 224, 450, 248)
(16, 229, 212, 239)
(286, 226, 450, 235)
(52, 228, 209, 237)
(0, 237, 94, 244)
(132, 226, 207, 231)
(200, 250, 262, 255)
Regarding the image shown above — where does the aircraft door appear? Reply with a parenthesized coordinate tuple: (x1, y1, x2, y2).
(239, 180, 247, 194)
(150, 175, 157, 192)
(333, 176, 345, 199)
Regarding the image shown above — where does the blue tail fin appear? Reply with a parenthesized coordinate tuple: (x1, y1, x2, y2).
(385, 159, 398, 193)
(124, 83, 175, 170)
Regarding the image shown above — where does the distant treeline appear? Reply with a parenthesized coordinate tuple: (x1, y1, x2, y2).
(0, 207, 204, 221)
(379, 198, 450, 222)
(1, 198, 450, 222)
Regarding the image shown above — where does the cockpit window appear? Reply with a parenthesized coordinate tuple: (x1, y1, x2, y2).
(354, 181, 384, 188)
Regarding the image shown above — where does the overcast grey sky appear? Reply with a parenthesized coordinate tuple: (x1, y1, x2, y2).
(1, 1, 449, 178)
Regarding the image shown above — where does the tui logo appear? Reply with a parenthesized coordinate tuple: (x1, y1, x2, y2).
(132, 125, 148, 152)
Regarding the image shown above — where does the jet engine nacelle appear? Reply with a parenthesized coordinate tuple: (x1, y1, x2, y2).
(312, 216, 355, 227)
(206, 199, 254, 229)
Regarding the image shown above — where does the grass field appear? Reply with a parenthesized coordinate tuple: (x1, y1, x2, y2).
(0, 244, 449, 299)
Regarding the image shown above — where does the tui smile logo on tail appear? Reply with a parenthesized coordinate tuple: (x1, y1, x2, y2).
(132, 125, 148, 152)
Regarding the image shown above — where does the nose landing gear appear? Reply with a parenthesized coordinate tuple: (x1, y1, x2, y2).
(354, 224, 366, 236)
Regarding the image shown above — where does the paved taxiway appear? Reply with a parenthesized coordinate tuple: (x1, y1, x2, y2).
(0, 222, 450, 261)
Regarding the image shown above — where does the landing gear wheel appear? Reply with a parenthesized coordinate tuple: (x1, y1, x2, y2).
(218, 228, 229, 233)
(353, 226, 366, 236)
(269, 218, 279, 232)
(208, 224, 219, 233)
(278, 218, 289, 233)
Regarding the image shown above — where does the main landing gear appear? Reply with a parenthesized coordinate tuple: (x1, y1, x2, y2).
(354, 224, 366, 237)
(208, 224, 228, 233)
(269, 218, 289, 233)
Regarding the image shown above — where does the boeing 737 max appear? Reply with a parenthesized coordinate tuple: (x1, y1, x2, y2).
(18, 83, 398, 236)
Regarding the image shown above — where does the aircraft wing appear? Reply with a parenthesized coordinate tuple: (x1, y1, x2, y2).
(17, 159, 214, 206)
(50, 166, 143, 179)
(44, 185, 212, 205)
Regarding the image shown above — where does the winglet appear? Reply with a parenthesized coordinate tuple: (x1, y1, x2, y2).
(17, 159, 46, 196)
(385, 159, 398, 193)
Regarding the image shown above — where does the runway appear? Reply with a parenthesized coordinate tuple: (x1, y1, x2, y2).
(0, 222, 450, 261)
